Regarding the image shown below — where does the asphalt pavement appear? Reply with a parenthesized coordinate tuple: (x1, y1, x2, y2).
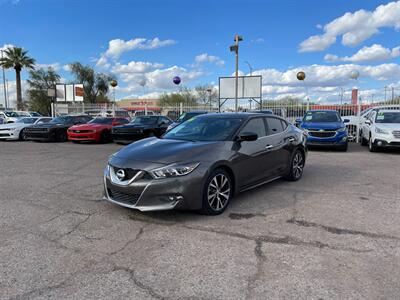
(1, 141, 399, 299)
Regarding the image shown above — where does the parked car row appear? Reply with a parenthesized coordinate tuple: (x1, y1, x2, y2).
(0, 110, 42, 123)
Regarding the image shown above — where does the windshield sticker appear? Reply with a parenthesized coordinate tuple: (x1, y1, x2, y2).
(376, 114, 384, 120)
(305, 115, 312, 121)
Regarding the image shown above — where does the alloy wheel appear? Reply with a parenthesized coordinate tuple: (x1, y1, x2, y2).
(292, 152, 304, 179)
(207, 174, 231, 211)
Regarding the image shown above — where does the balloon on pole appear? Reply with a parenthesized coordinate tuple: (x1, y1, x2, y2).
(296, 71, 306, 81)
(110, 79, 118, 88)
(173, 76, 181, 85)
(350, 70, 359, 80)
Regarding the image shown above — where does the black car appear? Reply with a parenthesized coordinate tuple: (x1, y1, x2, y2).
(112, 115, 172, 144)
(24, 115, 92, 142)
(104, 113, 307, 215)
(167, 111, 208, 131)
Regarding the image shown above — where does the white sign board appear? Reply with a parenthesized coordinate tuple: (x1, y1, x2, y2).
(56, 84, 84, 102)
(219, 76, 262, 99)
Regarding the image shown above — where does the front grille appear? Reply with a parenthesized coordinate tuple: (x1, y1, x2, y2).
(308, 131, 336, 138)
(0, 128, 9, 131)
(72, 130, 93, 133)
(112, 166, 141, 180)
(26, 128, 48, 132)
(113, 128, 141, 134)
(393, 131, 400, 138)
(107, 188, 140, 205)
(0, 133, 11, 137)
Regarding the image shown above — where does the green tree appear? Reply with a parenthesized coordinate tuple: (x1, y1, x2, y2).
(194, 85, 218, 107)
(27, 67, 60, 116)
(159, 87, 198, 106)
(68, 62, 113, 103)
(0, 47, 36, 109)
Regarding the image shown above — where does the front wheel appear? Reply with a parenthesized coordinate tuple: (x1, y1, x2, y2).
(369, 137, 378, 152)
(285, 149, 305, 181)
(57, 130, 68, 142)
(200, 169, 232, 215)
(19, 129, 27, 141)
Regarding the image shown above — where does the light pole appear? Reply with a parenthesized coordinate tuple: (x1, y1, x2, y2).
(110, 79, 118, 116)
(230, 34, 243, 112)
(1, 49, 8, 109)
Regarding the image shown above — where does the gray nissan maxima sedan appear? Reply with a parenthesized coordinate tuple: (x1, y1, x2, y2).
(104, 113, 307, 215)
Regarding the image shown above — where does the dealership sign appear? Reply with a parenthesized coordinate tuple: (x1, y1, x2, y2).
(56, 84, 84, 102)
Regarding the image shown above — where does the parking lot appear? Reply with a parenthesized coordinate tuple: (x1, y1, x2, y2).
(1, 141, 399, 299)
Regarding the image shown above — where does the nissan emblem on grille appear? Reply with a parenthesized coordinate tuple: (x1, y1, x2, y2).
(116, 169, 125, 180)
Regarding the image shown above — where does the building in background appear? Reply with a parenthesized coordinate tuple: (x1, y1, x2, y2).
(116, 98, 161, 113)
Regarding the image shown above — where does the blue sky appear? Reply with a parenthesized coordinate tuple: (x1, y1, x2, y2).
(1, 0, 400, 105)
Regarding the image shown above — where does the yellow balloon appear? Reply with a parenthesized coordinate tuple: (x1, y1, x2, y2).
(110, 80, 118, 87)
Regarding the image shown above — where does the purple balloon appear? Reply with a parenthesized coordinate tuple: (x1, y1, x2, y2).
(173, 76, 181, 85)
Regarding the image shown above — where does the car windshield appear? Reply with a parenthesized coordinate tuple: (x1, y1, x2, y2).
(303, 111, 340, 122)
(16, 117, 38, 124)
(49, 116, 72, 124)
(177, 112, 202, 123)
(89, 118, 113, 125)
(30, 112, 41, 117)
(130, 116, 158, 125)
(163, 116, 243, 142)
(5, 111, 19, 117)
(375, 112, 400, 123)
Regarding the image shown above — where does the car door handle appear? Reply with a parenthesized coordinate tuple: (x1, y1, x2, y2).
(265, 145, 274, 150)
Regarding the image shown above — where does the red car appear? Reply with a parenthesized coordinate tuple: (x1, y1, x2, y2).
(68, 117, 129, 143)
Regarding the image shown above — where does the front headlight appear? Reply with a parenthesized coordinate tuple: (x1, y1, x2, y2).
(337, 127, 347, 132)
(375, 127, 389, 134)
(150, 162, 200, 179)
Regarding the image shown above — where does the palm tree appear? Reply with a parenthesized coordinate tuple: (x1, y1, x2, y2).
(0, 47, 36, 109)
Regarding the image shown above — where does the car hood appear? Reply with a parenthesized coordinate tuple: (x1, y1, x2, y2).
(374, 123, 400, 131)
(112, 137, 219, 164)
(113, 124, 154, 130)
(70, 123, 108, 130)
(301, 121, 344, 130)
(28, 123, 70, 129)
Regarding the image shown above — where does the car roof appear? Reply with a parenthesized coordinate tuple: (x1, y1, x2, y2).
(307, 110, 338, 113)
(376, 109, 400, 113)
(196, 112, 278, 119)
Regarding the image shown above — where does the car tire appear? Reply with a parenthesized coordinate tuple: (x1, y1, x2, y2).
(284, 149, 305, 181)
(369, 137, 378, 152)
(100, 130, 111, 143)
(200, 169, 232, 215)
(19, 129, 27, 141)
(57, 130, 67, 142)
(338, 142, 348, 152)
(361, 135, 368, 146)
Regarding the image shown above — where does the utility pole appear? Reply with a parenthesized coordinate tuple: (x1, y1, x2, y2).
(1, 50, 8, 109)
(230, 34, 243, 112)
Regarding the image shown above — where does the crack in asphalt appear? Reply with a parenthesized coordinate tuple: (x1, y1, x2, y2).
(111, 266, 166, 299)
(229, 213, 266, 220)
(287, 217, 400, 241)
(246, 240, 266, 300)
(109, 226, 146, 256)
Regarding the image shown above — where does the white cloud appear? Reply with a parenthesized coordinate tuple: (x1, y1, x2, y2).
(0, 43, 15, 51)
(194, 53, 225, 67)
(299, 1, 400, 52)
(325, 44, 400, 63)
(0, 80, 27, 108)
(36, 63, 61, 71)
(111, 61, 164, 74)
(96, 37, 176, 67)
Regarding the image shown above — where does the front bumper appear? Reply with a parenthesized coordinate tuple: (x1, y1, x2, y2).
(0, 129, 20, 140)
(24, 131, 53, 141)
(112, 132, 147, 142)
(68, 131, 100, 141)
(103, 163, 206, 212)
(306, 131, 348, 147)
(372, 134, 400, 148)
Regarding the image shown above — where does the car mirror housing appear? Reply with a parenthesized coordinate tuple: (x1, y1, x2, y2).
(343, 119, 350, 123)
(365, 120, 372, 125)
(237, 132, 258, 142)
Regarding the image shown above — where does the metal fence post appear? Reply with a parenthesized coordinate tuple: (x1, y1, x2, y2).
(356, 103, 361, 143)
(179, 102, 183, 115)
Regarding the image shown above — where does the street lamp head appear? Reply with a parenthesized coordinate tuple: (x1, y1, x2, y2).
(229, 45, 238, 52)
(234, 35, 243, 42)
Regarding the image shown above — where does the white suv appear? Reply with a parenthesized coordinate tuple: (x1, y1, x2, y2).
(360, 109, 400, 152)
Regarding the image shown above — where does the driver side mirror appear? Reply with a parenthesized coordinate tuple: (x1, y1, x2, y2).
(294, 117, 302, 127)
(236, 132, 258, 142)
(365, 120, 372, 125)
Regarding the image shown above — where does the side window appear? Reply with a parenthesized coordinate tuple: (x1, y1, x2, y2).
(266, 117, 284, 135)
(239, 118, 266, 138)
(163, 117, 171, 124)
(119, 118, 129, 124)
(280, 120, 288, 131)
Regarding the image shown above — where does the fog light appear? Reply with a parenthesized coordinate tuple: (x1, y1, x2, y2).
(377, 141, 383, 146)
(161, 195, 183, 203)
(342, 137, 347, 141)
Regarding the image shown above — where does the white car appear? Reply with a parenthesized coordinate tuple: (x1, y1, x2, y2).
(15, 111, 42, 117)
(360, 109, 400, 152)
(0, 111, 20, 123)
(0, 117, 52, 141)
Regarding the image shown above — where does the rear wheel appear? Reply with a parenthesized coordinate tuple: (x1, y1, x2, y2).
(285, 149, 305, 181)
(360, 133, 368, 146)
(338, 142, 348, 152)
(200, 169, 232, 215)
(100, 130, 111, 143)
